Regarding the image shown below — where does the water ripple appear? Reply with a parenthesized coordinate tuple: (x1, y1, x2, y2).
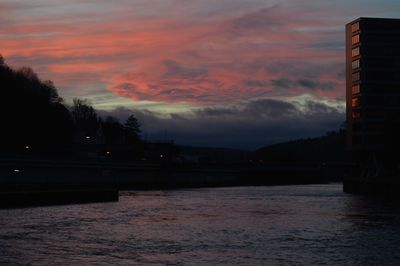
(1, 184, 400, 265)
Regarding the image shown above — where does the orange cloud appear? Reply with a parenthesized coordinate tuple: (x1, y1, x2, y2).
(1, 1, 345, 107)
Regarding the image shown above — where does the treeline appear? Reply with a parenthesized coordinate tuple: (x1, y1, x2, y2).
(0, 54, 142, 159)
(254, 129, 349, 163)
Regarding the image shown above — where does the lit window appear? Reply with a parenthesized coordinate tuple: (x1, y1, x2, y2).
(352, 110, 361, 119)
(352, 97, 361, 108)
(352, 59, 360, 70)
(352, 84, 360, 94)
(351, 34, 360, 45)
(352, 47, 360, 57)
(352, 72, 360, 82)
(351, 22, 359, 33)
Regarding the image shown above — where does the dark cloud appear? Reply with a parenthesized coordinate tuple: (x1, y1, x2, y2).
(195, 107, 237, 117)
(192, 99, 298, 121)
(241, 99, 298, 118)
(270, 78, 292, 89)
(271, 78, 336, 90)
(155, 87, 216, 102)
(266, 61, 344, 79)
(302, 100, 335, 114)
(298, 79, 335, 90)
(244, 78, 337, 92)
(98, 98, 344, 150)
(157, 88, 197, 97)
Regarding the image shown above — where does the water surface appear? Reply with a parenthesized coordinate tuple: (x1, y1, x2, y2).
(1, 184, 400, 265)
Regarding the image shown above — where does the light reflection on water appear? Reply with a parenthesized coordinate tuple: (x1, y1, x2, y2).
(1, 184, 400, 265)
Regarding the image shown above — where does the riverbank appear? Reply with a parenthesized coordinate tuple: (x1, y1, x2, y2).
(0, 158, 342, 189)
(0, 158, 353, 207)
(343, 177, 400, 196)
(0, 189, 118, 209)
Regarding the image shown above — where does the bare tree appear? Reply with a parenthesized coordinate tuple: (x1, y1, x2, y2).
(71, 98, 100, 136)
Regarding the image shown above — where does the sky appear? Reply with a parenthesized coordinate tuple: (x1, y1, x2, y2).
(1, 0, 400, 149)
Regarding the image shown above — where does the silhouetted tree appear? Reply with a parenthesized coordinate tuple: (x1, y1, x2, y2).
(71, 98, 100, 139)
(102, 116, 125, 145)
(0, 56, 73, 154)
(17, 66, 38, 81)
(100, 115, 144, 160)
(0, 54, 145, 159)
(124, 114, 141, 141)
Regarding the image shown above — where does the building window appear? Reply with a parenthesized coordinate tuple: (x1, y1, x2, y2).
(352, 34, 360, 45)
(352, 97, 361, 108)
(352, 59, 360, 70)
(352, 110, 361, 119)
(351, 22, 359, 33)
(352, 84, 360, 94)
(352, 47, 360, 57)
(352, 72, 360, 82)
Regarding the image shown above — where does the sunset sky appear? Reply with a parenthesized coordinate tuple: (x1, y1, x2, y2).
(1, 0, 400, 149)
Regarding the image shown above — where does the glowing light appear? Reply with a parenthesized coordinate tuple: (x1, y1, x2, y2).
(160, 154, 164, 158)
(106, 151, 111, 155)
(85, 136, 91, 139)
(25, 145, 30, 149)
(14, 169, 20, 173)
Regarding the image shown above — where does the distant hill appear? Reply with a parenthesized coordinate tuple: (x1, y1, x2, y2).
(176, 145, 251, 163)
(254, 130, 349, 163)
(171, 130, 349, 164)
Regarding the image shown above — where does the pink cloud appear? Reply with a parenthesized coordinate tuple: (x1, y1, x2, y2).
(1, 1, 345, 107)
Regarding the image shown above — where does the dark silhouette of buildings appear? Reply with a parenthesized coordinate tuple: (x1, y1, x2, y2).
(345, 17, 400, 186)
(346, 17, 400, 151)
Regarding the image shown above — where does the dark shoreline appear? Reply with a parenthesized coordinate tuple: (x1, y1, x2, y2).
(0, 189, 119, 209)
(0, 159, 352, 208)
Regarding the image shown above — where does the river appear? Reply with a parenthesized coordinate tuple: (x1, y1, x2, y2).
(1, 183, 400, 265)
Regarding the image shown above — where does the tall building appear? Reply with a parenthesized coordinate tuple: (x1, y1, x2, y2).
(346, 17, 400, 151)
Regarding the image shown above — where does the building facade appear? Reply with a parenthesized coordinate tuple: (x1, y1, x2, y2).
(346, 17, 400, 151)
